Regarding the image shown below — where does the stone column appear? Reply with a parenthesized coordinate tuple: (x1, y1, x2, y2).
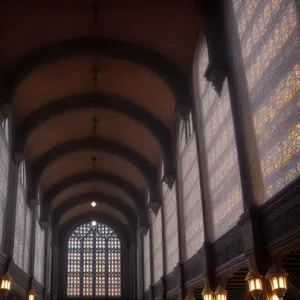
(223, 0, 268, 275)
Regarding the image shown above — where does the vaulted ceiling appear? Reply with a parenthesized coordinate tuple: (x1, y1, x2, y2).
(1, 0, 201, 236)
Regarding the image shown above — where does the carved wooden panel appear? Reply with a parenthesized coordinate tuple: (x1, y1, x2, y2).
(10, 261, 31, 294)
(196, 42, 243, 241)
(233, 0, 300, 200)
(0, 125, 9, 251)
(180, 134, 204, 259)
(264, 181, 300, 251)
(163, 182, 179, 274)
(165, 271, 177, 295)
(213, 226, 244, 269)
(151, 209, 163, 284)
(183, 248, 206, 285)
(33, 278, 45, 300)
(153, 280, 163, 300)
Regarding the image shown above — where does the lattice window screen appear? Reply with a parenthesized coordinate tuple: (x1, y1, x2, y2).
(13, 163, 32, 274)
(233, 0, 300, 200)
(24, 207, 32, 273)
(46, 229, 52, 290)
(151, 209, 163, 283)
(163, 182, 179, 274)
(143, 231, 150, 291)
(196, 43, 243, 240)
(67, 222, 121, 297)
(35, 217, 45, 284)
(0, 125, 9, 251)
(180, 134, 204, 259)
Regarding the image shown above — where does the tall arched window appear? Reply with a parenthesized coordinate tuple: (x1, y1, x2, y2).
(67, 221, 121, 297)
(0, 114, 10, 252)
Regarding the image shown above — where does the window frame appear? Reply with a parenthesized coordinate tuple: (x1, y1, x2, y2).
(66, 221, 122, 298)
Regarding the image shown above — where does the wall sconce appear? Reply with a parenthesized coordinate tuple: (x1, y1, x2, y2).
(0, 271, 12, 297)
(266, 261, 288, 300)
(245, 270, 263, 299)
(202, 285, 214, 300)
(214, 284, 227, 300)
(28, 289, 35, 300)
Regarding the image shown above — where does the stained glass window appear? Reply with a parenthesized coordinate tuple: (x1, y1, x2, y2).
(0, 120, 9, 252)
(196, 42, 243, 240)
(13, 161, 32, 274)
(143, 231, 150, 291)
(35, 215, 45, 284)
(151, 209, 163, 283)
(67, 222, 121, 297)
(180, 133, 204, 259)
(233, 0, 300, 200)
(163, 182, 179, 274)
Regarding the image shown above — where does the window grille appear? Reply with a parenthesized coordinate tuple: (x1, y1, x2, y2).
(0, 123, 9, 251)
(232, 0, 300, 200)
(67, 222, 121, 297)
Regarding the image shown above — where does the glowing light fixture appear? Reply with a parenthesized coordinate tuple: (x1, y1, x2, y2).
(202, 285, 214, 300)
(91, 201, 97, 207)
(0, 271, 12, 293)
(215, 285, 227, 300)
(91, 221, 97, 226)
(266, 262, 288, 300)
(245, 270, 263, 299)
(28, 289, 35, 300)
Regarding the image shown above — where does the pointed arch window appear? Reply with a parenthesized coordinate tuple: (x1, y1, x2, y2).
(67, 221, 121, 297)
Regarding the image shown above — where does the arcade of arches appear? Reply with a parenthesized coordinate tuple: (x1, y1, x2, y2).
(0, 1, 300, 300)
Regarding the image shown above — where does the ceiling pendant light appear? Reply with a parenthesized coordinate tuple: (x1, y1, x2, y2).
(91, 185, 97, 208)
(91, 0, 100, 23)
(266, 260, 288, 300)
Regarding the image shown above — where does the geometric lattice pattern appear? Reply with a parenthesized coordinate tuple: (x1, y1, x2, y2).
(143, 231, 150, 291)
(197, 43, 243, 240)
(13, 162, 33, 274)
(162, 181, 179, 274)
(233, 0, 300, 201)
(67, 222, 121, 297)
(180, 129, 205, 259)
(35, 217, 45, 284)
(151, 209, 163, 283)
(0, 122, 9, 252)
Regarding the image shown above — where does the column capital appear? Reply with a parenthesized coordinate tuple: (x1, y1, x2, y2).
(149, 201, 160, 215)
(197, 0, 229, 95)
(175, 104, 190, 119)
(14, 151, 25, 165)
(137, 223, 148, 237)
(0, 102, 12, 119)
(162, 173, 175, 189)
